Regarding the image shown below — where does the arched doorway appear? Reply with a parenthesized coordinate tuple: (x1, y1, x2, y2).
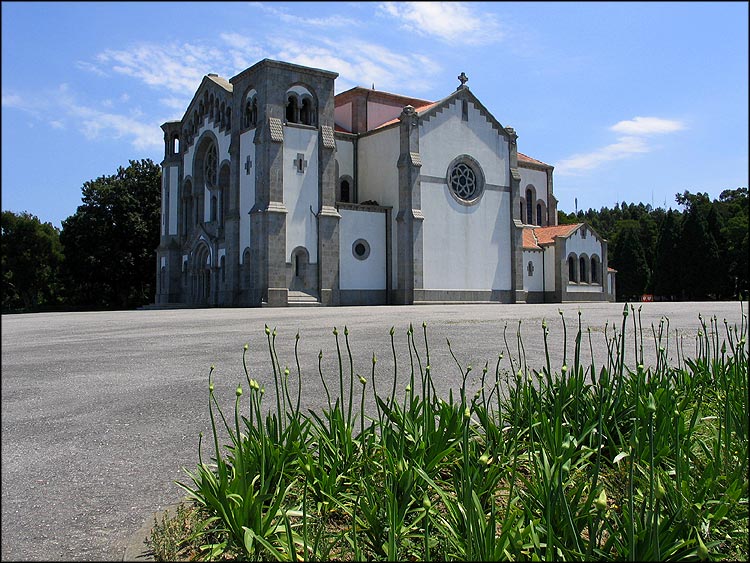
(192, 243, 211, 305)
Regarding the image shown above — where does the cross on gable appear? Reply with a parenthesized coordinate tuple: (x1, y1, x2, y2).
(458, 72, 468, 87)
(294, 153, 308, 173)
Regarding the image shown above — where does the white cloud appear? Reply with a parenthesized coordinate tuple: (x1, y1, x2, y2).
(610, 116, 685, 136)
(555, 116, 686, 175)
(273, 37, 440, 94)
(249, 3, 360, 28)
(378, 2, 503, 45)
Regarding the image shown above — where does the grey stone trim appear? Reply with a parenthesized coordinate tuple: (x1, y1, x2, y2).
(336, 202, 391, 213)
(269, 118, 284, 142)
(339, 289, 388, 306)
(420, 175, 510, 193)
(413, 289, 515, 303)
(321, 125, 336, 148)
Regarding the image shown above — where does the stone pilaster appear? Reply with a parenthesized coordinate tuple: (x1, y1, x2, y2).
(395, 105, 424, 305)
(318, 124, 340, 306)
(506, 126, 525, 303)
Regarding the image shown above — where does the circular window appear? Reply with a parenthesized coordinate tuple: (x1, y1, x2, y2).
(352, 239, 370, 261)
(446, 156, 484, 204)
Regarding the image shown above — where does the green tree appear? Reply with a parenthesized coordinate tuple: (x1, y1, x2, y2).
(716, 188, 748, 298)
(1, 211, 63, 312)
(678, 198, 720, 300)
(611, 220, 650, 301)
(59, 159, 161, 309)
(652, 209, 681, 299)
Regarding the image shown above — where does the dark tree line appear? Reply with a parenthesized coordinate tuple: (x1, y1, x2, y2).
(559, 188, 748, 302)
(2, 159, 161, 312)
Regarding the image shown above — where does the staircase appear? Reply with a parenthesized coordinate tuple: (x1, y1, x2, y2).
(286, 290, 321, 307)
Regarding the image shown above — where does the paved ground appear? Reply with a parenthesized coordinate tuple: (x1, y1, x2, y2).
(1, 301, 746, 561)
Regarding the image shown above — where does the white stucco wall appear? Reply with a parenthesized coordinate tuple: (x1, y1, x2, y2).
(519, 167, 548, 213)
(239, 128, 256, 263)
(357, 127, 399, 288)
(283, 125, 319, 263)
(336, 138, 354, 181)
(544, 246, 557, 292)
(420, 100, 509, 187)
(339, 209, 387, 290)
(419, 99, 511, 291)
(523, 250, 544, 292)
(334, 102, 352, 132)
(564, 227, 605, 293)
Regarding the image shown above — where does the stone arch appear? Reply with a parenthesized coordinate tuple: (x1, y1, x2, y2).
(241, 247, 252, 289)
(289, 246, 312, 293)
(567, 252, 578, 283)
(191, 241, 212, 306)
(579, 253, 590, 283)
(243, 87, 258, 129)
(525, 185, 537, 224)
(285, 84, 317, 126)
(591, 254, 601, 284)
(338, 174, 355, 203)
(192, 131, 221, 226)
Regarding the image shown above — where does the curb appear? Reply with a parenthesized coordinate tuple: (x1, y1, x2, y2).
(122, 503, 183, 562)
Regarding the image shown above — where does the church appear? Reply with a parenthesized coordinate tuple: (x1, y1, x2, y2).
(155, 58, 616, 307)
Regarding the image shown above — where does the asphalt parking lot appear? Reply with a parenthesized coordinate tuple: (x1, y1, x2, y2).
(1, 301, 746, 561)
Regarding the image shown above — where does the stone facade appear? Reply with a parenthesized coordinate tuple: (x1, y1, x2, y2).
(155, 59, 615, 307)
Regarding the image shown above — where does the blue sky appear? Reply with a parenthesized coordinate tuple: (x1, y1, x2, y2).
(2, 1, 748, 228)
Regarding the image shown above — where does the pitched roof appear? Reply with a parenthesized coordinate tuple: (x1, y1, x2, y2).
(531, 223, 581, 245)
(522, 227, 542, 250)
(370, 102, 439, 131)
(518, 152, 551, 168)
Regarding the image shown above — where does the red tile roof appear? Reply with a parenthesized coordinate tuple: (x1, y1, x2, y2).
(531, 224, 580, 245)
(522, 227, 541, 250)
(517, 152, 551, 168)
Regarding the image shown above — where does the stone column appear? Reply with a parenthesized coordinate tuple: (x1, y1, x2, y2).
(252, 116, 288, 307)
(395, 106, 424, 305)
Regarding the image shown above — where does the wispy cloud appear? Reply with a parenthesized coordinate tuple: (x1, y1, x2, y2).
(555, 116, 686, 175)
(378, 2, 503, 45)
(610, 116, 685, 136)
(250, 3, 360, 28)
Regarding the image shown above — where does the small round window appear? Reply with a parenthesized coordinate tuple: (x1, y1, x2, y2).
(447, 155, 484, 204)
(352, 239, 370, 261)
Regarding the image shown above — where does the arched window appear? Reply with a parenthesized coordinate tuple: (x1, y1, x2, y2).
(340, 180, 350, 203)
(568, 255, 577, 283)
(527, 261, 534, 277)
(220, 255, 226, 284)
(204, 144, 217, 188)
(526, 189, 533, 224)
(536, 203, 543, 226)
(286, 95, 298, 123)
(579, 256, 588, 283)
(210, 195, 217, 222)
(520, 201, 524, 221)
(225, 106, 231, 129)
(244, 94, 258, 128)
(300, 97, 313, 125)
(591, 255, 600, 284)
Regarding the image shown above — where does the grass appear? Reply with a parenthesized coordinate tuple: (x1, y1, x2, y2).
(146, 303, 748, 561)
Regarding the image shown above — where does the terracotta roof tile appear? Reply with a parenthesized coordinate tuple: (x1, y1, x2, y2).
(517, 152, 550, 168)
(532, 223, 580, 245)
(522, 227, 541, 250)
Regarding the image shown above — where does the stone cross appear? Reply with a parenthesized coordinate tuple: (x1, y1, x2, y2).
(458, 72, 468, 87)
(294, 153, 308, 173)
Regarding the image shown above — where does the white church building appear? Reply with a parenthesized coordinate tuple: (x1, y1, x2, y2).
(155, 58, 615, 307)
